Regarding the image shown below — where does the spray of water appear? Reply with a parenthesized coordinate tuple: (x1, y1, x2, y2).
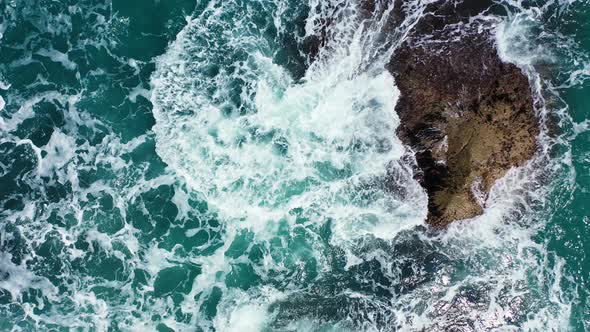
(150, 0, 579, 330)
(1, 0, 588, 330)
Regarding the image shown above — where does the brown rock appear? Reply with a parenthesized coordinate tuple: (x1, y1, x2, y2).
(384, 1, 539, 226)
(305, 0, 540, 226)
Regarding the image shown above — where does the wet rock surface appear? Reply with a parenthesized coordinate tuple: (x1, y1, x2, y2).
(305, 0, 540, 226)
(383, 0, 539, 226)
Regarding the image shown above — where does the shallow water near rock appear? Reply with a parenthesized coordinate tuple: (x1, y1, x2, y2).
(0, 0, 589, 331)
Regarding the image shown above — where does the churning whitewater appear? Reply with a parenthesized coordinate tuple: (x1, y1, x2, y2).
(1, 0, 590, 331)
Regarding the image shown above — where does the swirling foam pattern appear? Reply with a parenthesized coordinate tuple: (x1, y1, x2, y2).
(1, 0, 589, 331)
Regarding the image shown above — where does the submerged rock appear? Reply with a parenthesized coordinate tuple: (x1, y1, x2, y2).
(383, 0, 539, 226)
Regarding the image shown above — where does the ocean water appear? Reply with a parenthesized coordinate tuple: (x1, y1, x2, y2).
(0, 0, 589, 331)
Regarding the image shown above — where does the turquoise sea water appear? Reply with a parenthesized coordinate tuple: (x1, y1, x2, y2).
(1, 0, 589, 331)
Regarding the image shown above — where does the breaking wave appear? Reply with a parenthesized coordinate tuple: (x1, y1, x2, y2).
(1, 0, 589, 331)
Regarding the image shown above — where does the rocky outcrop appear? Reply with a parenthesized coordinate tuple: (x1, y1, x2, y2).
(382, 0, 539, 226)
(304, 0, 540, 227)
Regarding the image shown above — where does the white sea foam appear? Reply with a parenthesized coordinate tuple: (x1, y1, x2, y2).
(148, 0, 581, 329)
(37, 48, 78, 71)
(151, 0, 427, 244)
(0, 0, 584, 330)
(150, 0, 431, 329)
